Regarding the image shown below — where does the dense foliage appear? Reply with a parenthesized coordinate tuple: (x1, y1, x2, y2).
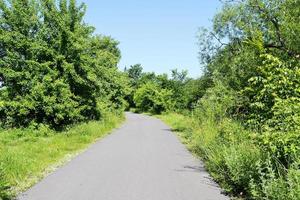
(125, 64, 206, 114)
(0, 1, 129, 198)
(0, 0, 129, 129)
(133, 82, 173, 114)
(175, 0, 299, 199)
(127, 0, 300, 199)
(0, 0, 299, 199)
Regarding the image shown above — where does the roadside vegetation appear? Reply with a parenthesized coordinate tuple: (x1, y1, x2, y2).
(0, 0, 129, 199)
(1, 0, 299, 199)
(126, 0, 300, 199)
(0, 112, 123, 199)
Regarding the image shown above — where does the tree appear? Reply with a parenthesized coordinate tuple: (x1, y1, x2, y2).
(126, 64, 143, 88)
(194, 1, 300, 198)
(197, 0, 300, 129)
(134, 82, 174, 114)
(171, 69, 188, 82)
(0, 0, 128, 129)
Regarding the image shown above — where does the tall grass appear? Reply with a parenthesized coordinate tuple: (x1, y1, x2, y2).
(159, 113, 300, 200)
(0, 112, 124, 199)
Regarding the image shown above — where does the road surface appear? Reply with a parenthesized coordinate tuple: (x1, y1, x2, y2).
(18, 113, 228, 200)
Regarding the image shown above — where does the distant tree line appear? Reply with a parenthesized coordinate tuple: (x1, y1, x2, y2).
(125, 64, 207, 114)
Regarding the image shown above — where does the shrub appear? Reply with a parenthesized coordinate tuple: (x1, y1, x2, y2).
(134, 82, 174, 114)
(250, 158, 300, 200)
(195, 118, 261, 196)
(193, 80, 236, 124)
(244, 54, 300, 132)
(222, 143, 261, 195)
(0, 0, 129, 129)
(254, 131, 300, 168)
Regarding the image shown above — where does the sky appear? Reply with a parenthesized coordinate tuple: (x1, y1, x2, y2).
(80, 0, 222, 78)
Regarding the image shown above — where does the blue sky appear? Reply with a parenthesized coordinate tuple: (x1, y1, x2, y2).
(80, 0, 222, 78)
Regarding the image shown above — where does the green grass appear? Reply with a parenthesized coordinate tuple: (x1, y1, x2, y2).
(158, 113, 300, 200)
(0, 112, 125, 199)
(157, 113, 196, 146)
(158, 113, 257, 199)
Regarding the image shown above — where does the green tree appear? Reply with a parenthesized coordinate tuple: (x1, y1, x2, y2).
(134, 82, 173, 114)
(0, 0, 128, 129)
(195, 0, 300, 198)
(126, 64, 143, 88)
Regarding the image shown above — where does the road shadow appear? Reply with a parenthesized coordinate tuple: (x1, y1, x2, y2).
(161, 128, 185, 132)
(175, 165, 222, 188)
(174, 165, 206, 173)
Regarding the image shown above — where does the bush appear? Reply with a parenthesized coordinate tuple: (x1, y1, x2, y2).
(253, 131, 300, 169)
(194, 118, 261, 196)
(134, 82, 174, 114)
(244, 54, 300, 132)
(222, 143, 261, 195)
(0, 0, 129, 129)
(250, 158, 300, 200)
(193, 81, 236, 124)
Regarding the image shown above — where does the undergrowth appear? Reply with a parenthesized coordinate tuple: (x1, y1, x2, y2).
(159, 113, 300, 200)
(0, 112, 124, 200)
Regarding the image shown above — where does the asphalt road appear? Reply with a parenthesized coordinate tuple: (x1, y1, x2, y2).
(18, 113, 228, 200)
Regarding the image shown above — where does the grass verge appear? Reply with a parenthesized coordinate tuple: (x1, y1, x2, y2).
(158, 113, 300, 200)
(0, 112, 125, 200)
